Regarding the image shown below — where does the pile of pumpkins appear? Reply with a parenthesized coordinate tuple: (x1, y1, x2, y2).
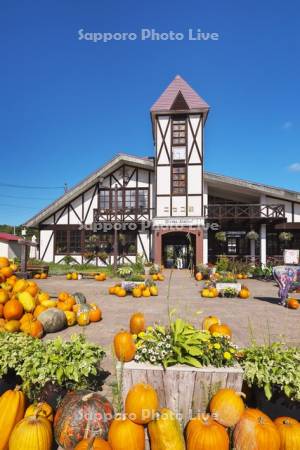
(0, 257, 102, 337)
(201, 286, 219, 298)
(202, 315, 232, 339)
(151, 273, 165, 281)
(66, 272, 107, 281)
(33, 272, 48, 279)
(108, 283, 158, 298)
(1, 382, 299, 450)
(66, 272, 79, 280)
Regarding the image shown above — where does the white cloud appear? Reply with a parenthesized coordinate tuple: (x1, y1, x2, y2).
(282, 121, 293, 130)
(288, 163, 300, 172)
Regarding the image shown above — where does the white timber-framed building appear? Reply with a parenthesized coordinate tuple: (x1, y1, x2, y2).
(25, 76, 300, 267)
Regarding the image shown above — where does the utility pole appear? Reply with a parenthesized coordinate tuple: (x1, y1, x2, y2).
(113, 183, 118, 272)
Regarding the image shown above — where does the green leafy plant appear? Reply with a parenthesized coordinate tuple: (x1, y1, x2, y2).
(221, 287, 238, 298)
(216, 255, 229, 272)
(134, 319, 238, 369)
(215, 232, 227, 242)
(240, 342, 300, 401)
(279, 232, 293, 242)
(117, 265, 133, 278)
(149, 263, 161, 275)
(246, 231, 259, 241)
(0, 333, 106, 401)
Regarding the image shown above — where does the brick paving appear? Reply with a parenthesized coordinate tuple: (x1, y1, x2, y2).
(39, 270, 300, 449)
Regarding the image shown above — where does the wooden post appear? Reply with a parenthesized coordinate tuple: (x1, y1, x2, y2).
(20, 243, 27, 273)
(113, 183, 118, 272)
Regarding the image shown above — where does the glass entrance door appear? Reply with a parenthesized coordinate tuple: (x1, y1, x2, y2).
(164, 244, 188, 268)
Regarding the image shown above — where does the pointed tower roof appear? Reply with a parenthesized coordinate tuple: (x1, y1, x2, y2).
(151, 75, 209, 114)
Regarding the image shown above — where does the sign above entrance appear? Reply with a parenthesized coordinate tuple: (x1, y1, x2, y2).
(153, 217, 205, 228)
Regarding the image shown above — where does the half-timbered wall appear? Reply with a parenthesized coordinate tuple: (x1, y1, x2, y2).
(155, 114, 203, 218)
(39, 164, 153, 264)
(266, 196, 300, 223)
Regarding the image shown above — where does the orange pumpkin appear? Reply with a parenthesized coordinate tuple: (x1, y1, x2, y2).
(40, 272, 48, 279)
(57, 301, 72, 312)
(58, 291, 70, 302)
(34, 273, 41, 279)
(239, 288, 250, 299)
(108, 286, 116, 295)
(3, 299, 24, 320)
(116, 287, 127, 297)
(287, 298, 299, 309)
(234, 408, 280, 450)
(195, 272, 203, 281)
(209, 323, 232, 338)
(108, 415, 145, 450)
(0, 266, 13, 279)
(125, 383, 159, 425)
(26, 284, 39, 297)
(130, 313, 145, 335)
(186, 414, 229, 450)
(75, 437, 112, 450)
(33, 305, 47, 318)
(274, 416, 300, 450)
(0, 257, 10, 268)
(210, 388, 245, 427)
(20, 312, 34, 324)
(202, 315, 220, 331)
(20, 318, 44, 338)
(0, 304, 3, 318)
(89, 304, 102, 322)
(0, 288, 9, 304)
(114, 331, 136, 362)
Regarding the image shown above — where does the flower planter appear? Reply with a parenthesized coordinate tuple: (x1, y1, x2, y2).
(216, 282, 242, 292)
(120, 361, 243, 448)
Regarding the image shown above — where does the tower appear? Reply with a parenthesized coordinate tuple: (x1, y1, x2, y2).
(150, 75, 209, 265)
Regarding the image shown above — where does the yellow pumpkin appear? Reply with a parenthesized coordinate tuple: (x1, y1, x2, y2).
(152, 274, 158, 281)
(72, 272, 78, 280)
(148, 408, 185, 450)
(157, 274, 165, 281)
(77, 311, 90, 326)
(125, 383, 159, 425)
(132, 287, 142, 298)
(201, 288, 211, 298)
(150, 286, 158, 296)
(116, 287, 127, 297)
(66, 273, 72, 280)
(108, 415, 145, 450)
(210, 388, 245, 427)
(4, 319, 20, 333)
(40, 299, 57, 308)
(9, 414, 53, 450)
(0, 387, 26, 450)
(209, 323, 232, 338)
(37, 292, 50, 303)
(202, 316, 220, 331)
(142, 288, 151, 298)
(25, 402, 54, 422)
(64, 310, 77, 326)
(18, 291, 36, 312)
(13, 278, 28, 293)
(0, 289, 9, 304)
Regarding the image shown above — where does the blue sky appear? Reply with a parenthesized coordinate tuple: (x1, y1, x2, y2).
(1, 0, 299, 226)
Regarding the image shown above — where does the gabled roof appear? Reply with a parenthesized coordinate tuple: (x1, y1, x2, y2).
(151, 75, 210, 114)
(24, 153, 154, 228)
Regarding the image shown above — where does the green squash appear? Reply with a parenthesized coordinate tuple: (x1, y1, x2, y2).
(72, 292, 87, 304)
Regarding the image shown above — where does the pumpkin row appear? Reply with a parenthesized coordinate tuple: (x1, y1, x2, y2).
(1, 380, 299, 450)
(108, 283, 159, 298)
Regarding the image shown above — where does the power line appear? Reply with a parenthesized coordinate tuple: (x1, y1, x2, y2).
(0, 182, 65, 190)
(0, 194, 54, 201)
(0, 203, 39, 209)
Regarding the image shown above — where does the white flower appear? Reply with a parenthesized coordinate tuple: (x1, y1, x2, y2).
(166, 344, 171, 349)
(150, 356, 156, 363)
(135, 355, 140, 361)
(142, 348, 147, 354)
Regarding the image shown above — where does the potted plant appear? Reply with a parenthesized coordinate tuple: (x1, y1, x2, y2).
(279, 232, 293, 243)
(240, 342, 300, 420)
(215, 231, 227, 242)
(246, 230, 259, 241)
